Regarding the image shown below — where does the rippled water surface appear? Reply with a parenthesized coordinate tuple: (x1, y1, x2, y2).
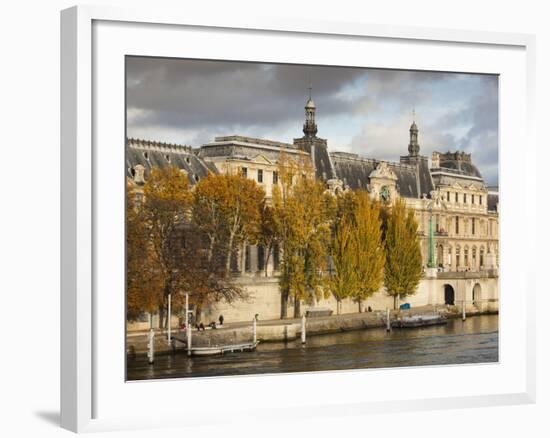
(127, 314, 498, 380)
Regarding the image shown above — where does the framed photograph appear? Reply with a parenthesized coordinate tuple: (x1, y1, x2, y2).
(61, 5, 536, 432)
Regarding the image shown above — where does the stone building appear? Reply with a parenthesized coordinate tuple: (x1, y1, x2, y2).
(126, 94, 499, 322)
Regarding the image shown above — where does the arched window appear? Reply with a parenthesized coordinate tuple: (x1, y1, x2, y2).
(472, 246, 477, 270)
(464, 246, 469, 269)
(455, 216, 460, 235)
(480, 246, 485, 268)
(455, 245, 461, 270)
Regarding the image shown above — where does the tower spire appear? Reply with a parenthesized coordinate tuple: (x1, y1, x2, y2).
(303, 86, 318, 138)
(408, 109, 420, 157)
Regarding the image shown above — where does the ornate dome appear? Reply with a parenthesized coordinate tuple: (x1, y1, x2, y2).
(305, 98, 316, 109)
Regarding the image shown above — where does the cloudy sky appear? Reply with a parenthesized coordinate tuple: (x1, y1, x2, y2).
(126, 57, 499, 185)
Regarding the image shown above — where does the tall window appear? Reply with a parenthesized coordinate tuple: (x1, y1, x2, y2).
(456, 246, 461, 269)
(447, 191, 450, 202)
(463, 193, 467, 203)
(471, 194, 475, 204)
(464, 247, 469, 268)
(472, 218, 476, 235)
(257, 245, 265, 271)
(455, 192, 459, 202)
(455, 216, 460, 235)
(244, 245, 251, 272)
(273, 244, 280, 271)
(242, 167, 248, 178)
(257, 169, 263, 183)
(480, 247, 485, 267)
(472, 247, 477, 270)
(273, 171, 278, 185)
(479, 195, 482, 205)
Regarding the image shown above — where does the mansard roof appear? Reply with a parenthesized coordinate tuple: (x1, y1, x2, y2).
(330, 152, 435, 199)
(126, 138, 216, 184)
(434, 151, 483, 179)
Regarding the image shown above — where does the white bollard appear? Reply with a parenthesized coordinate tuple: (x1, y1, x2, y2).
(301, 314, 306, 344)
(386, 308, 391, 332)
(253, 317, 257, 344)
(462, 299, 466, 321)
(147, 329, 155, 364)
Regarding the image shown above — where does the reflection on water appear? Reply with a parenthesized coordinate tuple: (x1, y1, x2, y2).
(127, 315, 498, 381)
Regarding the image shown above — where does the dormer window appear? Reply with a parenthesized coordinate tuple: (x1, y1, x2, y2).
(185, 157, 190, 164)
(143, 151, 149, 160)
(165, 154, 170, 163)
(194, 174, 199, 182)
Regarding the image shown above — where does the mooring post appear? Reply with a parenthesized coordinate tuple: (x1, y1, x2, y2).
(186, 293, 192, 356)
(147, 328, 155, 364)
(167, 292, 172, 343)
(253, 317, 257, 344)
(301, 314, 306, 344)
(386, 308, 391, 332)
(462, 298, 466, 321)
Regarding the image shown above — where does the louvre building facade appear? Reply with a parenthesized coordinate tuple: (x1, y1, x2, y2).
(127, 96, 499, 321)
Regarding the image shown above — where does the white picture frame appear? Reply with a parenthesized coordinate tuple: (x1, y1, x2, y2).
(61, 5, 536, 433)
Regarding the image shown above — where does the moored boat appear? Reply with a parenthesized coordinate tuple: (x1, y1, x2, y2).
(392, 314, 447, 328)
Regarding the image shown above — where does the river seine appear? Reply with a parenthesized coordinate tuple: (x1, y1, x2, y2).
(126, 314, 498, 381)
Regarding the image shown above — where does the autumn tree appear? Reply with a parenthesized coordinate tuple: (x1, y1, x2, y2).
(329, 215, 357, 314)
(383, 199, 423, 309)
(126, 183, 163, 321)
(141, 165, 192, 328)
(350, 191, 385, 312)
(272, 154, 333, 318)
(192, 173, 265, 277)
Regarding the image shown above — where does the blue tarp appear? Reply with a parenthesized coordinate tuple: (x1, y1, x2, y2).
(400, 303, 411, 310)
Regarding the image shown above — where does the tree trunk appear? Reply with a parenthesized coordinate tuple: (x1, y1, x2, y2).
(207, 236, 216, 264)
(294, 298, 301, 318)
(280, 288, 289, 319)
(195, 304, 202, 325)
(225, 231, 236, 277)
(264, 242, 272, 277)
(358, 299, 362, 313)
(393, 294, 400, 310)
(158, 304, 165, 329)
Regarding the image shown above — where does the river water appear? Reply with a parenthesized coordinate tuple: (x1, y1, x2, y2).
(126, 314, 498, 381)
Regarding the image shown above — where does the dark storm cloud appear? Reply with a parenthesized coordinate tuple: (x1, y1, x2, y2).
(126, 57, 499, 185)
(126, 57, 365, 130)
